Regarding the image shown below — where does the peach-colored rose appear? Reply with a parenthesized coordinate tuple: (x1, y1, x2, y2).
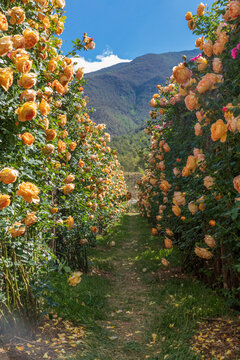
(172, 63, 191, 85)
(163, 143, 171, 152)
(20, 89, 36, 102)
(195, 36, 204, 50)
(228, 1, 240, 19)
(173, 167, 180, 177)
(48, 59, 57, 72)
(194, 123, 202, 136)
(197, 2, 206, 16)
(12, 35, 25, 50)
(58, 140, 66, 153)
(45, 129, 57, 141)
(212, 58, 223, 74)
(9, 222, 26, 238)
(17, 101, 37, 122)
(0, 67, 14, 91)
(17, 182, 40, 203)
(185, 11, 192, 20)
(203, 40, 213, 57)
(211, 119, 227, 142)
(64, 174, 75, 184)
(185, 92, 199, 111)
(21, 132, 35, 146)
(172, 205, 181, 217)
(15, 55, 32, 73)
(64, 64, 74, 81)
(0, 194, 11, 209)
(204, 176, 215, 190)
(0, 168, 19, 184)
(52, 79, 65, 95)
(196, 111, 204, 122)
(160, 180, 171, 192)
(69, 142, 77, 151)
(76, 67, 84, 80)
(53, 0, 66, 8)
(186, 155, 197, 172)
(18, 73, 37, 89)
(188, 201, 198, 215)
(196, 73, 218, 94)
(0, 36, 13, 56)
(9, 7, 25, 25)
(204, 235, 216, 248)
(164, 237, 173, 249)
(194, 246, 213, 260)
(233, 175, 240, 193)
(166, 228, 174, 237)
(173, 191, 186, 206)
(182, 166, 190, 177)
(24, 212, 37, 226)
(23, 28, 39, 49)
(39, 99, 50, 116)
(66, 216, 74, 229)
(58, 114, 67, 127)
(43, 144, 55, 155)
(188, 19, 196, 30)
(213, 40, 225, 56)
(0, 12, 8, 31)
(161, 258, 169, 267)
(61, 183, 75, 194)
(197, 56, 208, 71)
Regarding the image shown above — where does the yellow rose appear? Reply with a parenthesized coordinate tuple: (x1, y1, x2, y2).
(21, 132, 35, 146)
(9, 222, 26, 238)
(23, 28, 39, 49)
(173, 191, 186, 206)
(61, 183, 75, 194)
(76, 67, 84, 80)
(18, 73, 37, 89)
(16, 182, 40, 203)
(0, 194, 11, 209)
(0, 12, 8, 31)
(233, 175, 240, 193)
(172, 63, 191, 85)
(204, 176, 215, 190)
(12, 35, 25, 50)
(185, 92, 199, 111)
(69, 271, 82, 286)
(185, 11, 192, 20)
(66, 216, 74, 229)
(39, 99, 50, 116)
(17, 102, 37, 122)
(24, 212, 37, 226)
(194, 247, 213, 260)
(9, 7, 25, 25)
(0, 67, 14, 91)
(204, 235, 216, 248)
(172, 205, 181, 217)
(211, 119, 227, 142)
(15, 55, 32, 73)
(0, 168, 19, 184)
(20, 89, 36, 102)
(64, 174, 75, 184)
(58, 140, 66, 153)
(197, 2, 206, 16)
(188, 202, 198, 215)
(0, 36, 13, 56)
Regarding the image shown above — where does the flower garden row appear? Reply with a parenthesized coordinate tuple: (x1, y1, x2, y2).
(0, 0, 127, 324)
(138, 1, 240, 298)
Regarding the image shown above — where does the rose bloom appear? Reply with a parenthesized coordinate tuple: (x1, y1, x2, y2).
(48, 59, 57, 72)
(69, 272, 82, 287)
(173, 167, 180, 177)
(172, 205, 181, 217)
(213, 40, 225, 56)
(17, 101, 37, 122)
(62, 183, 75, 194)
(166, 228, 173, 237)
(52, 79, 65, 95)
(12, 35, 25, 50)
(0, 12, 8, 31)
(195, 36, 204, 49)
(24, 212, 37, 226)
(182, 166, 190, 177)
(194, 246, 213, 260)
(188, 201, 198, 215)
(39, 99, 50, 116)
(58, 114, 67, 127)
(64, 174, 75, 184)
(53, 0, 66, 8)
(203, 40, 213, 57)
(164, 237, 173, 249)
(20, 89, 36, 102)
(0, 36, 13, 56)
(185, 11, 192, 20)
(76, 67, 84, 80)
(16, 182, 40, 203)
(233, 175, 240, 193)
(196, 111, 204, 122)
(186, 155, 197, 172)
(228, 1, 240, 19)
(66, 216, 74, 229)
(172, 63, 191, 85)
(23, 29, 39, 49)
(0, 67, 14, 91)
(211, 119, 227, 142)
(64, 64, 74, 81)
(21, 132, 35, 146)
(0, 194, 11, 209)
(212, 58, 223, 73)
(160, 180, 171, 192)
(35, 0, 49, 6)
(196, 73, 218, 94)
(197, 2, 206, 16)
(0, 168, 19, 184)
(163, 143, 171, 152)
(43, 144, 55, 155)
(197, 56, 208, 71)
(58, 140, 66, 153)
(204, 176, 215, 190)
(204, 235, 216, 248)
(50, 207, 58, 214)
(173, 191, 186, 206)
(15, 55, 32, 73)
(9, 222, 26, 238)
(185, 92, 200, 111)
(18, 73, 37, 89)
(9, 7, 25, 25)
(194, 123, 202, 136)
(45, 129, 57, 141)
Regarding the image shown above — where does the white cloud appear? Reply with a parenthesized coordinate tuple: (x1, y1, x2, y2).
(72, 50, 131, 74)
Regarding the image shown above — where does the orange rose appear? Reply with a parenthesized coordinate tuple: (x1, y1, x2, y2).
(172, 63, 191, 85)
(21, 132, 35, 146)
(9, 222, 26, 238)
(204, 176, 215, 190)
(194, 247, 213, 260)
(186, 155, 197, 172)
(48, 59, 57, 72)
(17, 102, 37, 122)
(66, 216, 74, 229)
(58, 114, 67, 127)
(45, 129, 57, 141)
(185, 92, 199, 111)
(204, 235, 216, 248)
(161, 258, 169, 267)
(196, 73, 218, 94)
(53, 0, 66, 8)
(0, 168, 19, 184)
(61, 183, 75, 194)
(163, 143, 171, 152)
(9, 7, 25, 25)
(12, 35, 25, 50)
(69, 142, 77, 151)
(173, 191, 186, 206)
(213, 40, 225, 56)
(58, 140, 66, 153)
(52, 79, 65, 95)
(0, 36, 13, 56)
(188, 201, 198, 215)
(23, 28, 39, 49)
(50, 207, 58, 214)
(39, 99, 50, 116)
(43, 144, 55, 155)
(164, 238, 173, 249)
(211, 119, 227, 142)
(166, 228, 174, 237)
(197, 2, 206, 16)
(228, 1, 240, 19)
(0, 12, 8, 31)
(195, 36, 204, 50)
(203, 40, 213, 57)
(172, 205, 181, 217)
(0, 194, 11, 209)
(76, 67, 84, 80)
(160, 180, 171, 192)
(16, 182, 40, 203)
(24, 212, 37, 226)
(185, 11, 192, 20)
(64, 174, 75, 183)
(15, 55, 32, 73)
(212, 58, 223, 74)
(18, 73, 37, 89)
(20, 89, 36, 102)
(64, 64, 74, 81)
(233, 175, 240, 193)
(0, 67, 14, 91)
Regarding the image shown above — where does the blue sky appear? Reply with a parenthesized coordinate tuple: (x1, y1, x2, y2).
(62, 0, 215, 72)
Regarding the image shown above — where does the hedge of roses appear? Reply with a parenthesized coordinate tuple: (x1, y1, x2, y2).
(138, 0, 240, 301)
(0, 0, 127, 325)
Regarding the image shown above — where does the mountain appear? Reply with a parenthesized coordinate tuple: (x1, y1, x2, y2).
(84, 49, 199, 135)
